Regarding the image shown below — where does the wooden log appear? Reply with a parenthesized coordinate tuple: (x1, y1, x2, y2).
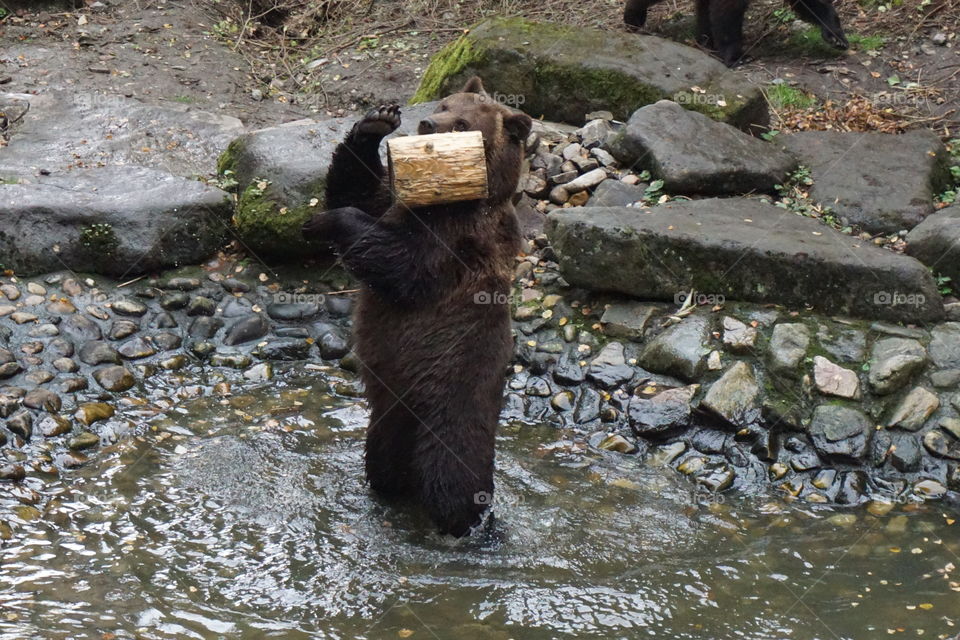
(387, 131, 488, 207)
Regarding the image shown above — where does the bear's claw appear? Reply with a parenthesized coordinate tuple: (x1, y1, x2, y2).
(356, 104, 401, 138)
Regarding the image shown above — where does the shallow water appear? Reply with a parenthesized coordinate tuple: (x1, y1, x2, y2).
(1, 372, 959, 640)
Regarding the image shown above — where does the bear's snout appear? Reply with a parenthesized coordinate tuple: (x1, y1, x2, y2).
(418, 118, 438, 134)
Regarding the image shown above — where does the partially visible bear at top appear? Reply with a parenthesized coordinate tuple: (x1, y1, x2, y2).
(625, 0, 848, 67)
(303, 77, 532, 537)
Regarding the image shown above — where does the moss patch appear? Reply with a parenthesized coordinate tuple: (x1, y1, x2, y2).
(233, 182, 325, 259)
(411, 36, 484, 104)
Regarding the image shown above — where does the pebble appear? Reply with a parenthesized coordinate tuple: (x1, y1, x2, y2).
(118, 337, 156, 359)
(186, 297, 216, 316)
(75, 402, 115, 425)
(79, 341, 122, 365)
(159, 292, 190, 310)
(159, 355, 188, 370)
(111, 298, 148, 317)
(0, 464, 26, 482)
(93, 366, 135, 392)
(23, 388, 62, 412)
(7, 412, 33, 439)
(108, 319, 139, 340)
(69, 432, 100, 451)
(37, 414, 72, 437)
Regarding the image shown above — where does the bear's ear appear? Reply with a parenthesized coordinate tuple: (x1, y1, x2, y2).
(503, 113, 532, 143)
(461, 76, 488, 96)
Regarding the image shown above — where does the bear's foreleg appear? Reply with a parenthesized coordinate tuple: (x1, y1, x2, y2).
(364, 377, 419, 498)
(325, 105, 400, 218)
(302, 207, 442, 307)
(709, 0, 749, 66)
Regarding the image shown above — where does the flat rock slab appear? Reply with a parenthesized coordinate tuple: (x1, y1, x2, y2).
(0, 91, 243, 178)
(779, 130, 951, 234)
(545, 199, 944, 323)
(216, 102, 439, 258)
(411, 17, 768, 130)
(0, 166, 231, 276)
(905, 204, 960, 286)
(605, 100, 796, 195)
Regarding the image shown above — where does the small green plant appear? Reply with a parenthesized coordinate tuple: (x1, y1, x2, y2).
(761, 130, 781, 142)
(172, 95, 195, 104)
(211, 19, 239, 39)
(775, 166, 841, 229)
(848, 33, 886, 51)
(0, 8, 9, 19)
(212, 169, 239, 193)
(936, 139, 960, 205)
(772, 8, 798, 24)
(80, 223, 119, 256)
(936, 274, 954, 297)
(767, 84, 817, 110)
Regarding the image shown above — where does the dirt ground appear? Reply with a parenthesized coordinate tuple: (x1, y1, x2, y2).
(1, 0, 958, 136)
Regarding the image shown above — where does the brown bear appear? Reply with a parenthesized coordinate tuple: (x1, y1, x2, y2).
(302, 77, 532, 537)
(624, 0, 848, 67)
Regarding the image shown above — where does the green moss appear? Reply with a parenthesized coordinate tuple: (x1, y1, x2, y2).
(848, 33, 886, 51)
(233, 182, 324, 258)
(80, 223, 119, 256)
(411, 36, 485, 104)
(531, 62, 663, 121)
(786, 27, 846, 58)
(217, 138, 244, 177)
(765, 84, 817, 110)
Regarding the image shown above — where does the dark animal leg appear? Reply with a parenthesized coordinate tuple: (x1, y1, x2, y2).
(624, 0, 660, 28)
(710, 0, 749, 66)
(302, 207, 442, 307)
(325, 104, 400, 219)
(364, 379, 419, 498)
(414, 409, 496, 537)
(695, 0, 713, 48)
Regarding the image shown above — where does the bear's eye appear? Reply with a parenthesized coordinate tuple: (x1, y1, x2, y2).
(439, 104, 449, 112)
(453, 119, 469, 131)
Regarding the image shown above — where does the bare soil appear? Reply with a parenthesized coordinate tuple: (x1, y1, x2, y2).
(1, 0, 958, 136)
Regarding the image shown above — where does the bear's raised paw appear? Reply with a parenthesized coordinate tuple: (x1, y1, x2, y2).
(355, 104, 401, 139)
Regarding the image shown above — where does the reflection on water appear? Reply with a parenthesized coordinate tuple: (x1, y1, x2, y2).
(1, 374, 959, 640)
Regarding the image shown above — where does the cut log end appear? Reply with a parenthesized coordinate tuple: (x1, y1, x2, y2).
(387, 131, 488, 207)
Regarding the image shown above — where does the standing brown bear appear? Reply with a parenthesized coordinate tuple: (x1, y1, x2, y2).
(302, 77, 531, 537)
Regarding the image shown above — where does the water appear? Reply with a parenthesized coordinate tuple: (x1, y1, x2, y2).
(1, 371, 959, 639)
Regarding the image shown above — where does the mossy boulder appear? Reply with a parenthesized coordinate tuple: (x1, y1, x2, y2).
(217, 104, 440, 259)
(411, 17, 768, 131)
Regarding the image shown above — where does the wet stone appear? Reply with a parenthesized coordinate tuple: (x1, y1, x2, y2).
(158, 277, 202, 291)
(574, 387, 601, 424)
(923, 429, 960, 460)
(25, 370, 54, 385)
(242, 362, 273, 382)
(23, 295, 45, 307)
(628, 384, 698, 438)
(767, 323, 810, 377)
(159, 355, 188, 371)
(188, 317, 224, 339)
(318, 331, 349, 360)
(553, 352, 585, 385)
(0, 464, 25, 482)
(221, 278, 251, 293)
(885, 386, 940, 431)
(266, 302, 320, 321)
(221, 297, 254, 318)
(46, 300, 76, 314)
(914, 479, 947, 499)
(791, 451, 821, 472)
(20, 341, 43, 355)
(111, 298, 147, 317)
(28, 323, 59, 337)
(190, 342, 216, 358)
(325, 295, 353, 317)
(79, 341, 122, 366)
(813, 356, 860, 399)
(0, 285, 21, 301)
(600, 303, 657, 341)
(86, 306, 110, 321)
(37, 414, 71, 438)
(57, 451, 89, 469)
(93, 366, 135, 392)
(930, 323, 960, 369)
(153, 332, 182, 351)
(0, 348, 14, 365)
(551, 390, 575, 412)
(6, 412, 33, 439)
(47, 338, 74, 358)
(598, 433, 638, 453)
(23, 388, 61, 412)
(931, 369, 960, 388)
(701, 361, 761, 428)
(159, 292, 190, 311)
(118, 337, 156, 360)
(639, 315, 710, 382)
(153, 312, 178, 329)
(52, 357, 78, 373)
(691, 428, 729, 454)
(0, 306, 13, 318)
(75, 402, 115, 426)
(11, 312, 38, 325)
(61, 378, 88, 393)
(186, 297, 216, 317)
(812, 469, 837, 490)
(868, 337, 928, 395)
(69, 432, 100, 451)
(697, 462, 735, 492)
(808, 405, 872, 461)
(108, 320, 139, 340)
(526, 377, 552, 397)
(835, 471, 867, 505)
(721, 316, 757, 353)
(587, 342, 634, 389)
(276, 327, 310, 339)
(648, 442, 687, 467)
(890, 433, 923, 472)
(209, 353, 253, 368)
(224, 314, 270, 346)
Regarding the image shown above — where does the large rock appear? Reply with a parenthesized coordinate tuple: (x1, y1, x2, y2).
(410, 17, 767, 130)
(605, 100, 796, 195)
(700, 361, 762, 428)
(545, 200, 944, 323)
(0, 91, 243, 178)
(867, 337, 929, 395)
(779, 131, 952, 234)
(638, 314, 711, 381)
(216, 103, 438, 258)
(0, 166, 230, 276)
(808, 404, 872, 461)
(905, 205, 960, 286)
(929, 323, 960, 370)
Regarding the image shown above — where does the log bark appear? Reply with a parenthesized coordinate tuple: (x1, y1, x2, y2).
(387, 131, 488, 207)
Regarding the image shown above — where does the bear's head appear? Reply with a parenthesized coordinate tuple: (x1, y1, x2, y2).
(417, 77, 533, 205)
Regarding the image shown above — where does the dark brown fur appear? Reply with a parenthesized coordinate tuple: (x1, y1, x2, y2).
(303, 77, 531, 537)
